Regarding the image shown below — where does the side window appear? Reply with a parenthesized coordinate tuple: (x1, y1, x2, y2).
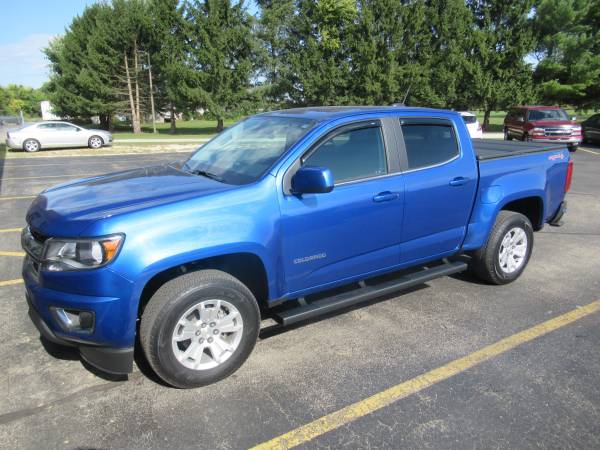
(304, 126, 387, 183)
(400, 122, 459, 170)
(37, 123, 55, 130)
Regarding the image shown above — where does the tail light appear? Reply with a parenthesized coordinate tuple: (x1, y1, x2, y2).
(477, 123, 482, 131)
(565, 160, 573, 193)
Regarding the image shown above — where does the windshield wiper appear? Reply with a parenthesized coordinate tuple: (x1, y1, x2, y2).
(188, 168, 225, 183)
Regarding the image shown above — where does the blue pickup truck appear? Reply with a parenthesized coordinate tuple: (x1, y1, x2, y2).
(22, 107, 572, 388)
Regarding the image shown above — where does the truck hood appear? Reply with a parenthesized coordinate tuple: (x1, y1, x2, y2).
(26, 164, 234, 237)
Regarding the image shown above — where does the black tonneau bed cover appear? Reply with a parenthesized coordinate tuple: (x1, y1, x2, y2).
(473, 139, 566, 161)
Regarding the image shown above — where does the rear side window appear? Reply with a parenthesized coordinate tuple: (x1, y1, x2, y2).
(400, 121, 459, 170)
(461, 115, 477, 124)
(304, 126, 387, 183)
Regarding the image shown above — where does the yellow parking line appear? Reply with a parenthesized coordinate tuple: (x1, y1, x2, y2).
(0, 251, 25, 257)
(580, 148, 600, 155)
(252, 299, 600, 450)
(0, 195, 35, 201)
(0, 279, 23, 287)
(0, 228, 22, 233)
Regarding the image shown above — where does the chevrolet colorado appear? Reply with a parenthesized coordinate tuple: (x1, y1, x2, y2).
(22, 107, 573, 388)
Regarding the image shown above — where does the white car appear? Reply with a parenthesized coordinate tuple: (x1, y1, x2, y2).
(459, 112, 483, 139)
(5, 121, 113, 152)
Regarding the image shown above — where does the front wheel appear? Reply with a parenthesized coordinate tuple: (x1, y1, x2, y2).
(568, 145, 578, 152)
(88, 135, 104, 149)
(503, 128, 512, 141)
(140, 270, 260, 388)
(470, 211, 534, 285)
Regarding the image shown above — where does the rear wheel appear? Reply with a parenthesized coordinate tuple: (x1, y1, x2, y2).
(88, 135, 104, 149)
(470, 211, 533, 285)
(23, 139, 40, 152)
(568, 144, 578, 152)
(140, 270, 260, 388)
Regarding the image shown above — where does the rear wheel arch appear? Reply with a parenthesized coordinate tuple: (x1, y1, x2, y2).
(500, 196, 544, 231)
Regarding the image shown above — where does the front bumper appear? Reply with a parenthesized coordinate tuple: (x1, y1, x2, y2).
(531, 137, 581, 145)
(23, 256, 136, 375)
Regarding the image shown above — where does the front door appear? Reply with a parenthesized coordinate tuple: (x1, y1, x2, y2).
(279, 120, 404, 296)
(397, 118, 478, 263)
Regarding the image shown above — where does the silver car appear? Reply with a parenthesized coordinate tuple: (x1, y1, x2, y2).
(5, 121, 113, 152)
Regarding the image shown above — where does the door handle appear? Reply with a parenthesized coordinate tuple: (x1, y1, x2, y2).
(449, 177, 470, 187)
(373, 191, 399, 202)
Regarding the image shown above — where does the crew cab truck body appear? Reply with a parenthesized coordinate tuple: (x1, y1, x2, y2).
(22, 107, 573, 388)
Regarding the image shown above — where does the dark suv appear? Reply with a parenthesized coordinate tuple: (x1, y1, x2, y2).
(504, 106, 582, 152)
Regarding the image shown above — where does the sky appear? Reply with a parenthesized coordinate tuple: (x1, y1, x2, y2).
(0, 0, 101, 88)
(0, 0, 259, 89)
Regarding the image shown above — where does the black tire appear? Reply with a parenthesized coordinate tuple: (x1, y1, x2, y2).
(88, 135, 104, 149)
(568, 145, 577, 152)
(140, 270, 260, 388)
(23, 138, 41, 152)
(503, 128, 512, 141)
(470, 211, 534, 285)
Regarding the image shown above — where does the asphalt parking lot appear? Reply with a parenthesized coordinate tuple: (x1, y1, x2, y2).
(1, 144, 599, 449)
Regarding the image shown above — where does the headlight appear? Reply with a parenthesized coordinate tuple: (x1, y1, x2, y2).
(43, 235, 124, 271)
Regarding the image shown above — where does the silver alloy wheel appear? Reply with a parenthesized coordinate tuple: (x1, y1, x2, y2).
(498, 227, 528, 274)
(171, 299, 244, 370)
(24, 139, 39, 152)
(89, 136, 103, 148)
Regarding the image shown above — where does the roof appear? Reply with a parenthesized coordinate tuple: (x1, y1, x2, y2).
(260, 106, 458, 121)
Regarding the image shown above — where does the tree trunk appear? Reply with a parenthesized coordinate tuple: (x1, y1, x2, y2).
(147, 52, 157, 134)
(133, 40, 142, 133)
(217, 117, 224, 132)
(483, 108, 491, 131)
(100, 114, 111, 131)
(124, 51, 141, 133)
(170, 104, 176, 134)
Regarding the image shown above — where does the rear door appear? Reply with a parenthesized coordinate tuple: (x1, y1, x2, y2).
(396, 117, 478, 263)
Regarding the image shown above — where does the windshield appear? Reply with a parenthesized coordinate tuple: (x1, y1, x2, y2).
(183, 116, 316, 185)
(528, 109, 569, 122)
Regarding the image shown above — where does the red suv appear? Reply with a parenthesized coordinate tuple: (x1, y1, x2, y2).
(503, 106, 582, 152)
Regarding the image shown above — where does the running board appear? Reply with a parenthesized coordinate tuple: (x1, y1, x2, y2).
(273, 261, 468, 326)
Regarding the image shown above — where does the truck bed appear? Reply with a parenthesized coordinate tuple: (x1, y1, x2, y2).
(473, 139, 566, 161)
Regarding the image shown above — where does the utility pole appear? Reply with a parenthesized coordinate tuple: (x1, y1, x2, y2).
(147, 52, 157, 134)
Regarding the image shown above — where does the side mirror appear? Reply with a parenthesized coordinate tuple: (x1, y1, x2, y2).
(291, 166, 334, 195)
(571, 116, 577, 121)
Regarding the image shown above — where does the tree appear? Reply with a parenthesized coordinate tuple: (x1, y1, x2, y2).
(147, 0, 197, 133)
(0, 84, 45, 117)
(466, 0, 537, 129)
(259, 0, 357, 106)
(187, 0, 259, 131)
(533, 0, 600, 109)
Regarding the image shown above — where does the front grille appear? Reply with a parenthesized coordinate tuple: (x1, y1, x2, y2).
(544, 127, 572, 136)
(30, 228, 48, 243)
(22, 227, 47, 262)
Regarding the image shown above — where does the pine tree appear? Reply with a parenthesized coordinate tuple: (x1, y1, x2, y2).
(534, 0, 600, 109)
(187, 0, 259, 131)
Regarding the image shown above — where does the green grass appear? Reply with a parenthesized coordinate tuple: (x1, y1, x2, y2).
(474, 109, 596, 132)
(110, 119, 236, 139)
